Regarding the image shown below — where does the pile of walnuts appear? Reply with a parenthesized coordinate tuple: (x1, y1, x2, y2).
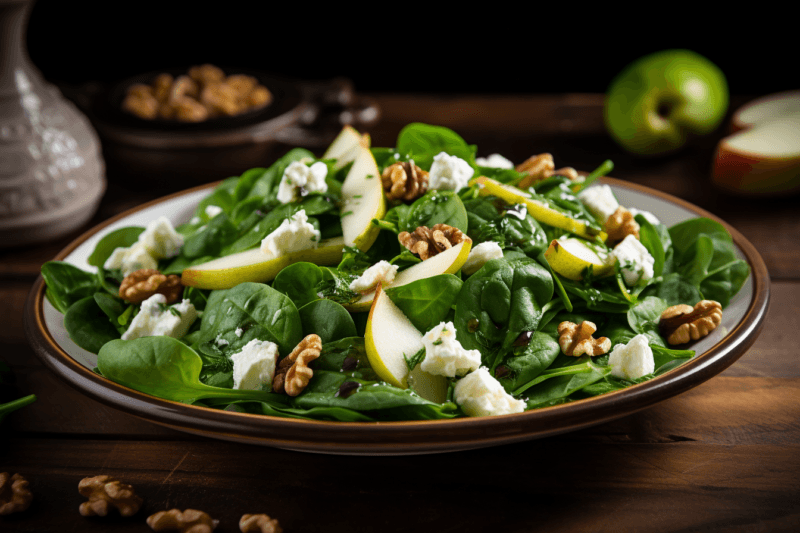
(122, 64, 272, 123)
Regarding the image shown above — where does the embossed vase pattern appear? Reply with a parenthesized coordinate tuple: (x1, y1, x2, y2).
(0, 0, 105, 247)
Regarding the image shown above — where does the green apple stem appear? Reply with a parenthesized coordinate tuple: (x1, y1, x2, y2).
(574, 160, 614, 192)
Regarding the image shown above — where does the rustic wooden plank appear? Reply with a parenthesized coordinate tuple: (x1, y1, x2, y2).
(2, 436, 798, 532)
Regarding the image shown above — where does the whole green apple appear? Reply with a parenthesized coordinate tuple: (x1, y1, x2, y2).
(604, 49, 729, 156)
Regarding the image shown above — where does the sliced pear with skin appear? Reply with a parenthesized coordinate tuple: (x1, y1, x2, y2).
(471, 176, 607, 242)
(364, 285, 448, 402)
(344, 239, 472, 312)
(323, 125, 371, 170)
(182, 237, 345, 289)
(543, 237, 613, 281)
(341, 145, 386, 251)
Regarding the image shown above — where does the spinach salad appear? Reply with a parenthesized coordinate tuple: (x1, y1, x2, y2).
(42, 123, 750, 421)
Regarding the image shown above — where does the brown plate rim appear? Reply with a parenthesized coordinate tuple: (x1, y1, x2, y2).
(24, 177, 771, 454)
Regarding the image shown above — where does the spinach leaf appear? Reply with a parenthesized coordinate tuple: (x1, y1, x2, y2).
(315, 268, 360, 306)
(232, 167, 268, 203)
(245, 148, 315, 200)
(198, 282, 303, 357)
(497, 331, 560, 393)
(181, 213, 239, 259)
(627, 296, 669, 344)
(93, 292, 129, 334)
(314, 337, 379, 382)
(463, 196, 547, 257)
(272, 262, 324, 308)
(403, 190, 468, 233)
(298, 299, 357, 343)
(636, 216, 666, 278)
(41, 262, 100, 315)
(87, 227, 145, 268)
(385, 274, 463, 333)
(395, 123, 477, 170)
(454, 258, 553, 368)
(650, 272, 703, 307)
(97, 337, 282, 404)
(64, 296, 121, 353)
(521, 360, 610, 407)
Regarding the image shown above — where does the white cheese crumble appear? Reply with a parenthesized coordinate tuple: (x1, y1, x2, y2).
(104, 217, 184, 276)
(230, 339, 280, 390)
(462, 241, 504, 276)
(235, 327, 244, 338)
(577, 184, 619, 222)
(121, 294, 197, 341)
(276, 161, 329, 204)
(608, 334, 654, 380)
(348, 260, 399, 293)
(260, 209, 320, 257)
(205, 205, 223, 218)
(628, 207, 660, 226)
(609, 234, 655, 286)
(428, 152, 474, 191)
(475, 153, 514, 169)
(420, 322, 481, 378)
(215, 334, 229, 347)
(505, 204, 527, 220)
(453, 367, 526, 417)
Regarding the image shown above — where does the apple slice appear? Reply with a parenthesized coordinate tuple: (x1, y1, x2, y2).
(344, 239, 472, 312)
(544, 237, 613, 281)
(322, 125, 371, 170)
(182, 237, 345, 289)
(340, 145, 386, 251)
(471, 176, 607, 242)
(364, 285, 448, 402)
(730, 90, 800, 132)
(712, 115, 800, 195)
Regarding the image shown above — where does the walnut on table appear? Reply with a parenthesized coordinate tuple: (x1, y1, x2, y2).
(78, 475, 142, 517)
(558, 321, 612, 357)
(381, 161, 429, 202)
(240, 513, 283, 533)
(119, 269, 183, 304)
(659, 300, 723, 345)
(273, 334, 322, 396)
(147, 508, 219, 533)
(604, 206, 640, 243)
(0, 472, 32, 515)
(398, 224, 470, 261)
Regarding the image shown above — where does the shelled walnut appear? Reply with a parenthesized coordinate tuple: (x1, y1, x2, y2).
(558, 321, 611, 356)
(273, 334, 322, 396)
(78, 475, 142, 517)
(398, 224, 470, 260)
(122, 64, 272, 122)
(0, 472, 32, 515)
(659, 300, 723, 345)
(147, 509, 219, 533)
(240, 513, 283, 533)
(604, 206, 640, 243)
(119, 269, 182, 304)
(516, 153, 579, 188)
(381, 161, 429, 202)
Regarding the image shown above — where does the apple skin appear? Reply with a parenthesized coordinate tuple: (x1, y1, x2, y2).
(604, 49, 729, 156)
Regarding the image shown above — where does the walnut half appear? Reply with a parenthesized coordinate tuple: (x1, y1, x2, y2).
(119, 269, 183, 304)
(240, 513, 283, 533)
(78, 475, 142, 517)
(398, 224, 470, 260)
(558, 321, 611, 357)
(147, 509, 219, 533)
(273, 334, 322, 396)
(381, 161, 429, 202)
(0, 472, 32, 515)
(604, 206, 640, 244)
(516, 153, 579, 188)
(659, 300, 723, 345)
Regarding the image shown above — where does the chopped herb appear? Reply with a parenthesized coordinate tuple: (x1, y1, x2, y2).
(403, 347, 427, 371)
(341, 211, 354, 216)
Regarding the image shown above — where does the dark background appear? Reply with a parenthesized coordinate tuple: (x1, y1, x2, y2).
(24, 1, 796, 97)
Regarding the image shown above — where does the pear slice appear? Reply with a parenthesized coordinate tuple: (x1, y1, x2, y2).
(471, 176, 607, 242)
(344, 239, 472, 312)
(182, 237, 345, 289)
(543, 237, 613, 281)
(323, 125, 371, 170)
(340, 145, 386, 251)
(364, 285, 448, 402)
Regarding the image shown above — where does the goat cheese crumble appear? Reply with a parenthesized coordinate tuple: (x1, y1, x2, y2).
(205, 205, 223, 218)
(260, 209, 320, 257)
(349, 260, 399, 293)
(428, 152, 474, 191)
(608, 334, 654, 380)
(420, 322, 481, 378)
(121, 294, 197, 341)
(609, 234, 655, 286)
(475, 153, 514, 169)
(462, 241, 504, 276)
(230, 339, 280, 390)
(276, 161, 329, 204)
(104, 217, 184, 276)
(577, 184, 619, 222)
(453, 367, 526, 417)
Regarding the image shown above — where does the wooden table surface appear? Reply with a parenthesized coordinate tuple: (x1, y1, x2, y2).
(2, 94, 799, 533)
